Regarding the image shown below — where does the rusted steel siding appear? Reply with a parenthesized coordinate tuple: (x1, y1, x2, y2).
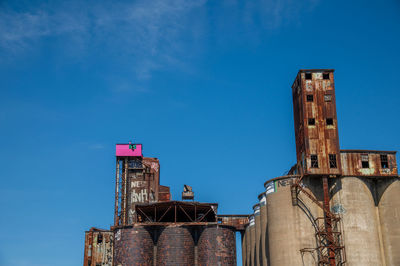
(83, 230, 113, 266)
(340, 150, 398, 177)
(217, 215, 249, 231)
(197, 225, 236, 266)
(113, 226, 154, 266)
(115, 156, 171, 226)
(158, 185, 171, 202)
(292, 69, 342, 176)
(125, 158, 161, 224)
(156, 225, 195, 266)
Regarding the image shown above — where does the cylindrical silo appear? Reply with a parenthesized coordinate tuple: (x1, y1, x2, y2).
(113, 226, 154, 266)
(253, 204, 261, 266)
(330, 177, 383, 265)
(258, 192, 267, 266)
(241, 230, 247, 266)
(249, 214, 256, 266)
(378, 178, 400, 265)
(156, 225, 195, 266)
(245, 224, 251, 266)
(198, 225, 236, 266)
(265, 176, 319, 266)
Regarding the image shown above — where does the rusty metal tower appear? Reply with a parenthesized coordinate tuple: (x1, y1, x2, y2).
(291, 69, 346, 265)
(114, 143, 171, 226)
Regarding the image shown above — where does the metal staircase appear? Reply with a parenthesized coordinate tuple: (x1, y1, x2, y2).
(291, 175, 346, 266)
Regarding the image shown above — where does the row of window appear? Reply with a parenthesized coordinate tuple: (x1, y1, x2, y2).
(310, 154, 389, 169)
(308, 118, 334, 126)
(305, 73, 330, 80)
(310, 154, 337, 168)
(306, 94, 332, 102)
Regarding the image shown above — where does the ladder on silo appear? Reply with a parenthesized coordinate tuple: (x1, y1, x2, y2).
(291, 175, 347, 266)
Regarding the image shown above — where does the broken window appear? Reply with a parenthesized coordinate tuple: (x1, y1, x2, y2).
(97, 234, 103, 244)
(329, 154, 337, 168)
(128, 158, 142, 169)
(326, 118, 334, 126)
(307, 94, 314, 102)
(308, 118, 315, 126)
(323, 73, 330, 79)
(380, 154, 389, 169)
(311, 155, 319, 168)
(361, 154, 369, 168)
(305, 73, 312, 80)
(324, 95, 332, 102)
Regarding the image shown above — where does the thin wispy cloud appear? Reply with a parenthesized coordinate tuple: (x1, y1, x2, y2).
(0, 0, 318, 82)
(0, 0, 205, 80)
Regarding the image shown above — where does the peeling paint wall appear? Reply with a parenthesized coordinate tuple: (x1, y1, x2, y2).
(341, 151, 398, 177)
(83, 230, 113, 266)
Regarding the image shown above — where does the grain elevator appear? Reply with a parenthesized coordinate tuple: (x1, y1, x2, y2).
(83, 69, 399, 266)
(242, 69, 399, 266)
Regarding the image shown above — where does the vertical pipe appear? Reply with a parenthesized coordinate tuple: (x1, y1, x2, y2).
(122, 158, 128, 225)
(174, 203, 177, 223)
(323, 176, 336, 266)
(114, 159, 120, 226)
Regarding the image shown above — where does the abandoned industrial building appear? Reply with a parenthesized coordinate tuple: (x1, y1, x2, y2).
(83, 69, 399, 266)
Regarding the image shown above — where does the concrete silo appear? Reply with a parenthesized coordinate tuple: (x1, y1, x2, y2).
(245, 223, 251, 266)
(249, 214, 256, 266)
(257, 192, 268, 266)
(253, 204, 261, 266)
(264, 176, 320, 266)
(241, 228, 247, 266)
(378, 177, 400, 265)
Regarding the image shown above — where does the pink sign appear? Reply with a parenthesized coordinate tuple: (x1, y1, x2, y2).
(116, 144, 143, 157)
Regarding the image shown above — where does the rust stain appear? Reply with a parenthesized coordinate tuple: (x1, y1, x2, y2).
(292, 69, 342, 177)
(83, 228, 113, 266)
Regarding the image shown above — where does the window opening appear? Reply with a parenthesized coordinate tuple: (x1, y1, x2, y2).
(324, 95, 332, 102)
(311, 155, 319, 168)
(308, 118, 315, 126)
(381, 154, 389, 169)
(97, 234, 103, 244)
(128, 158, 142, 169)
(305, 73, 312, 80)
(323, 73, 330, 79)
(361, 154, 369, 168)
(307, 95, 314, 102)
(329, 154, 337, 168)
(326, 118, 334, 126)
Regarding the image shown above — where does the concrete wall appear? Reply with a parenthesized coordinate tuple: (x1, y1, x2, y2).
(254, 175, 400, 266)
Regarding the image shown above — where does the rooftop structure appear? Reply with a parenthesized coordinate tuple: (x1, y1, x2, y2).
(243, 69, 399, 266)
(83, 143, 245, 266)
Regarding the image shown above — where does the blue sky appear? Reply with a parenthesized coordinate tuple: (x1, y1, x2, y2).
(1, 0, 400, 265)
